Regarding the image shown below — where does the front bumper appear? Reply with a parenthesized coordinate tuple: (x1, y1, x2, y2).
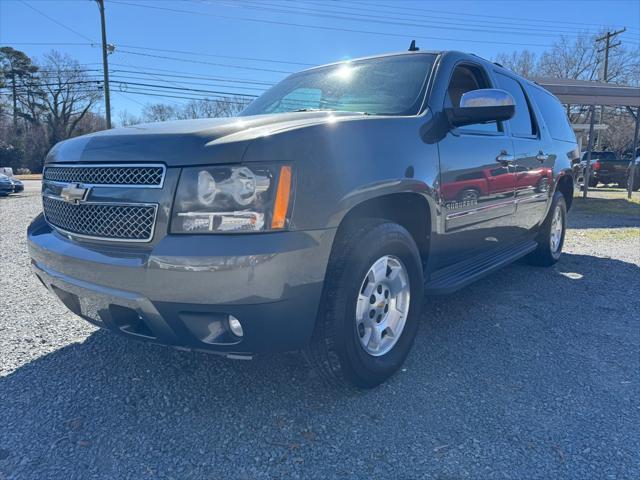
(28, 214, 336, 356)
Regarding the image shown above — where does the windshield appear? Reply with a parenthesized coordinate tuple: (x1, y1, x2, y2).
(241, 53, 436, 117)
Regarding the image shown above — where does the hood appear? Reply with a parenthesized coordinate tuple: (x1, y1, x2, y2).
(46, 111, 367, 166)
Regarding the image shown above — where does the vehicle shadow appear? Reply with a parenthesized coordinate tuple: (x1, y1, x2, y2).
(1, 253, 639, 478)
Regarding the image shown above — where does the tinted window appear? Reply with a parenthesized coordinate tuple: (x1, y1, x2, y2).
(456, 171, 484, 181)
(529, 86, 576, 143)
(495, 73, 535, 137)
(582, 152, 618, 161)
(446, 64, 499, 133)
(241, 54, 436, 116)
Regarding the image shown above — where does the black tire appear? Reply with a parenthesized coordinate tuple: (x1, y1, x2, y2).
(536, 177, 550, 193)
(588, 177, 598, 188)
(525, 192, 567, 267)
(618, 180, 627, 189)
(304, 219, 424, 389)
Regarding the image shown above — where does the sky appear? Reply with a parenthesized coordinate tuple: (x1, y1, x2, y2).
(1, 0, 639, 121)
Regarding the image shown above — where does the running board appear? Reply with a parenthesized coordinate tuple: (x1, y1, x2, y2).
(424, 240, 537, 295)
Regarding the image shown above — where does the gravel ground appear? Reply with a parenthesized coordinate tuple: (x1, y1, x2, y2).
(1, 183, 639, 480)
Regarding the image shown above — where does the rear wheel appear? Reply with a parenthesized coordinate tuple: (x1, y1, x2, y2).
(588, 177, 598, 188)
(458, 188, 480, 203)
(525, 192, 567, 267)
(304, 219, 424, 389)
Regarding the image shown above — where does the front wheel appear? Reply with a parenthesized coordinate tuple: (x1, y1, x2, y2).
(304, 219, 424, 389)
(525, 192, 567, 267)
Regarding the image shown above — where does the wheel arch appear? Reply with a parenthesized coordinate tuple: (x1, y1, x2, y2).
(333, 192, 434, 261)
(556, 173, 574, 211)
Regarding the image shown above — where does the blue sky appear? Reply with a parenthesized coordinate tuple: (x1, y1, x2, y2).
(1, 0, 639, 120)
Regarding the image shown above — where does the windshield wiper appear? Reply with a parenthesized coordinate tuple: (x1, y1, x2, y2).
(291, 108, 330, 113)
(290, 108, 372, 115)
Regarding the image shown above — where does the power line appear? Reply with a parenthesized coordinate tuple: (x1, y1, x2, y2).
(3, 80, 258, 98)
(5, 65, 277, 87)
(109, 68, 276, 86)
(17, 0, 95, 43)
(116, 44, 313, 67)
(117, 49, 294, 74)
(339, 0, 639, 34)
(107, 0, 555, 48)
(221, 0, 615, 40)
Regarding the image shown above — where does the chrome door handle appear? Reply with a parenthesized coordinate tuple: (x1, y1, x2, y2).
(496, 150, 514, 165)
(536, 151, 549, 163)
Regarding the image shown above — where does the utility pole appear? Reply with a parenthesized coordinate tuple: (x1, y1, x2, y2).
(583, 104, 596, 199)
(595, 28, 625, 148)
(95, 0, 112, 129)
(10, 70, 17, 129)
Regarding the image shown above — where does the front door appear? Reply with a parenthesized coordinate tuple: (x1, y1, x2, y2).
(437, 63, 517, 267)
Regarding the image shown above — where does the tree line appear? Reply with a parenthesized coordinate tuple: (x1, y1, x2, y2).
(0, 47, 250, 173)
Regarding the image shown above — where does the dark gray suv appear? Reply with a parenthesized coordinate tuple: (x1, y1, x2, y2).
(28, 50, 578, 387)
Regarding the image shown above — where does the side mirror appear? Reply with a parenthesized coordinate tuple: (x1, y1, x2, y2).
(445, 88, 515, 128)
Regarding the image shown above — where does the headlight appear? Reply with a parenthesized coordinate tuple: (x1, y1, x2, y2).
(171, 164, 293, 233)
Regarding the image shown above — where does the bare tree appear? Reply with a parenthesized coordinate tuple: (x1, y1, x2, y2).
(141, 103, 177, 122)
(117, 109, 140, 127)
(140, 96, 252, 123)
(181, 96, 251, 118)
(494, 49, 538, 78)
(37, 51, 102, 147)
(495, 32, 639, 85)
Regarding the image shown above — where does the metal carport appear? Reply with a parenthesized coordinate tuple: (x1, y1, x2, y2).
(535, 78, 640, 198)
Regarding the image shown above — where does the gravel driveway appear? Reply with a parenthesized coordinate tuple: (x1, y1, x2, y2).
(1, 183, 639, 480)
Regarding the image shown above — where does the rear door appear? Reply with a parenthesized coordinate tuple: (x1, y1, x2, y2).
(494, 71, 553, 234)
(437, 62, 517, 265)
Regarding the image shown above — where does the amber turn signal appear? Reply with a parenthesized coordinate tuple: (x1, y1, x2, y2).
(271, 165, 292, 229)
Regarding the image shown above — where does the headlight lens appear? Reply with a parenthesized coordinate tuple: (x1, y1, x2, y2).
(171, 164, 293, 233)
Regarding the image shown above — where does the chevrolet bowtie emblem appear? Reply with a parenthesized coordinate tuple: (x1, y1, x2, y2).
(60, 183, 89, 204)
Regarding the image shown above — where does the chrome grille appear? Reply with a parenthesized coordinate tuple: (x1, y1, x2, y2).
(44, 165, 164, 186)
(43, 196, 157, 241)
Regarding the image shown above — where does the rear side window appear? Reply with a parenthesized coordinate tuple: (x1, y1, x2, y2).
(495, 73, 536, 137)
(529, 87, 576, 143)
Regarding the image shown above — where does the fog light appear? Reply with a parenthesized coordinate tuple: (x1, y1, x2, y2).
(228, 315, 243, 337)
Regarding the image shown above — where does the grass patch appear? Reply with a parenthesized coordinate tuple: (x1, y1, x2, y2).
(15, 174, 42, 180)
(572, 193, 640, 217)
(571, 228, 640, 242)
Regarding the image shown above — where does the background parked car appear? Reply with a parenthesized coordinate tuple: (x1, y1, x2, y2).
(0, 174, 15, 196)
(9, 177, 24, 193)
(582, 151, 629, 187)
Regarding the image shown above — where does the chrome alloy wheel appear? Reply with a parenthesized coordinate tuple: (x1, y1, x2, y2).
(550, 204, 563, 253)
(355, 255, 411, 357)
